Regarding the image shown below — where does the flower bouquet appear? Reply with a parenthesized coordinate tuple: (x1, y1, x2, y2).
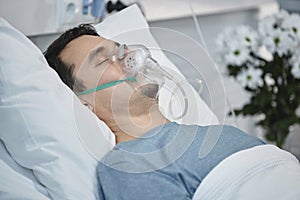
(216, 10, 300, 147)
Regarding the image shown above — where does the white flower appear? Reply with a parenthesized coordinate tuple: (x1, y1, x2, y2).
(224, 42, 251, 66)
(276, 9, 290, 21)
(290, 48, 300, 79)
(236, 25, 260, 51)
(258, 15, 277, 37)
(216, 25, 258, 66)
(276, 32, 296, 56)
(261, 30, 296, 56)
(264, 73, 275, 86)
(289, 47, 300, 79)
(237, 68, 264, 89)
(282, 13, 300, 41)
(291, 61, 300, 79)
(259, 10, 290, 37)
(259, 10, 299, 57)
(216, 28, 230, 50)
(290, 48, 300, 63)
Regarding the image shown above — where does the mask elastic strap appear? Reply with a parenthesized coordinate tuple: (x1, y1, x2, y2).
(76, 77, 137, 96)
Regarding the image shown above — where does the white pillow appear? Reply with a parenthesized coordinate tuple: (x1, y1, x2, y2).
(0, 140, 49, 200)
(95, 5, 219, 125)
(0, 18, 114, 199)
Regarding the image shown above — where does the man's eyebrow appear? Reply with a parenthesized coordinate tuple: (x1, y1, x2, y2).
(87, 46, 105, 63)
(87, 42, 120, 64)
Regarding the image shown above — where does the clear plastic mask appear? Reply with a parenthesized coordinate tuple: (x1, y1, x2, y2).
(77, 44, 165, 99)
(77, 43, 189, 119)
(113, 44, 165, 98)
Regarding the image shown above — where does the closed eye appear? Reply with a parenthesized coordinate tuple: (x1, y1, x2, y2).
(96, 58, 110, 67)
(89, 42, 120, 67)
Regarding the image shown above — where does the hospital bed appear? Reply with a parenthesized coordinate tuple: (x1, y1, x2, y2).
(1, 5, 300, 200)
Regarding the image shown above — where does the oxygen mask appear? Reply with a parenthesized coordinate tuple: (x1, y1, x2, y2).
(77, 43, 188, 119)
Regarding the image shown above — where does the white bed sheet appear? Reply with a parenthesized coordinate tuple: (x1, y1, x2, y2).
(192, 144, 300, 200)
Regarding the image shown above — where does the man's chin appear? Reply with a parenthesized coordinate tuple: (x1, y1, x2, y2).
(139, 84, 159, 99)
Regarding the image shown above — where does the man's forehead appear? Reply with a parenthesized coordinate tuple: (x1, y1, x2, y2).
(59, 35, 112, 69)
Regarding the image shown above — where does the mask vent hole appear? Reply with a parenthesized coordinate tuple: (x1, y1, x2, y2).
(126, 57, 136, 69)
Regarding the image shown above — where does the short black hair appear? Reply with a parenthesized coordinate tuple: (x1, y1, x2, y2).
(44, 24, 100, 92)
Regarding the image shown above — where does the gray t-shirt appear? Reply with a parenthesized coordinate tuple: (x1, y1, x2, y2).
(97, 123, 264, 200)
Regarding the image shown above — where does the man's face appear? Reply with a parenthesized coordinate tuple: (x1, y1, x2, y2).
(60, 35, 123, 90)
(59, 35, 152, 121)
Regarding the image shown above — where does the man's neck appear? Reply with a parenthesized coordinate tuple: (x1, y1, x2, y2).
(108, 105, 169, 144)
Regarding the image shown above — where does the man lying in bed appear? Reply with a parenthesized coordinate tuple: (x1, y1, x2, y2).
(44, 24, 264, 199)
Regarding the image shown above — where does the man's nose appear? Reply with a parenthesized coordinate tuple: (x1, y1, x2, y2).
(111, 61, 127, 76)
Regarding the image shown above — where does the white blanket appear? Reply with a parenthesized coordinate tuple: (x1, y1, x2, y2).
(193, 144, 300, 200)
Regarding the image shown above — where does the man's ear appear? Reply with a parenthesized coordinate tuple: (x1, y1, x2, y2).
(80, 98, 95, 112)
